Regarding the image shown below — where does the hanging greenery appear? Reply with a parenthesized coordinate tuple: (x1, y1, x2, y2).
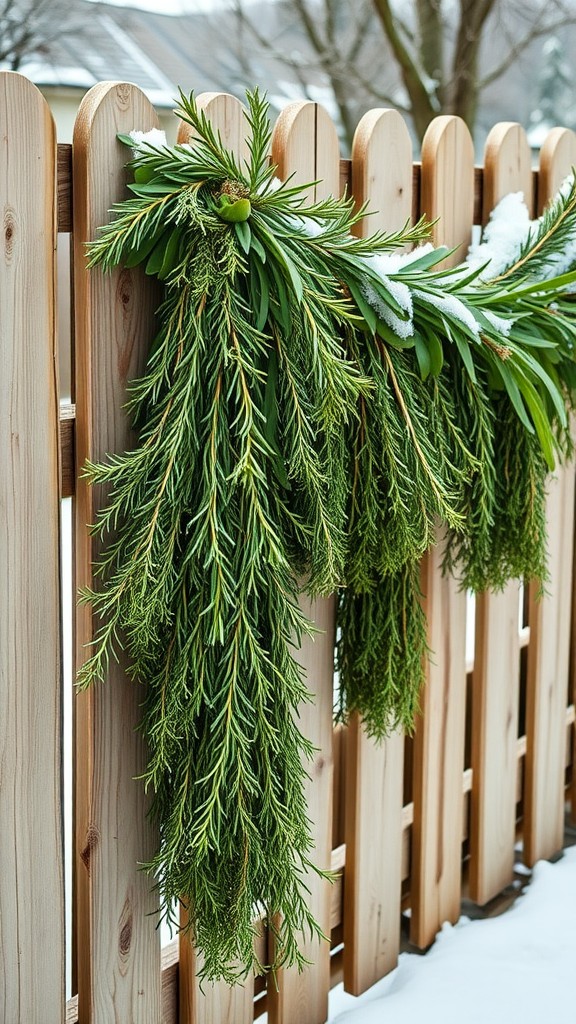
(79, 90, 576, 981)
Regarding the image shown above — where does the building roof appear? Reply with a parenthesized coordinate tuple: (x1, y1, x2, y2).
(12, 0, 292, 108)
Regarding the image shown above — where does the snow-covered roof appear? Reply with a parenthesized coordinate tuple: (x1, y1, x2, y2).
(3, 0, 288, 108)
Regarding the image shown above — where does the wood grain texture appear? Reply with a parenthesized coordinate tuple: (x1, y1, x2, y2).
(0, 70, 64, 1024)
(176, 91, 250, 167)
(344, 714, 404, 992)
(58, 142, 73, 232)
(482, 122, 533, 221)
(342, 108, 411, 997)
(540, 134, 576, 826)
(332, 723, 345, 848)
(524, 466, 576, 864)
(66, 943, 180, 1024)
(537, 127, 576, 215)
(469, 586, 521, 904)
(73, 81, 162, 1023)
(420, 115, 474, 265)
(410, 542, 468, 947)
(351, 107, 413, 234)
(60, 402, 75, 497)
(468, 126, 529, 906)
(271, 100, 340, 203)
(179, 939, 254, 1024)
(266, 101, 338, 1024)
(522, 141, 576, 866)
(410, 117, 472, 948)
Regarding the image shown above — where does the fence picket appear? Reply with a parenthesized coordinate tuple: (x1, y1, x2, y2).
(0, 72, 64, 1023)
(537, 127, 576, 214)
(176, 90, 251, 166)
(4, 70, 576, 1024)
(176, 91, 255, 1024)
(342, 108, 412, 996)
(482, 122, 533, 218)
(522, 132, 576, 866)
(468, 123, 530, 906)
(73, 82, 162, 1023)
(419, 115, 475, 266)
(410, 115, 472, 948)
(265, 101, 338, 1024)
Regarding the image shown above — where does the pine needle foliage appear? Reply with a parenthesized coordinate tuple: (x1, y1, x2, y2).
(80, 89, 576, 981)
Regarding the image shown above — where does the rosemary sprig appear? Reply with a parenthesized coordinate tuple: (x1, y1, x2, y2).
(81, 89, 576, 982)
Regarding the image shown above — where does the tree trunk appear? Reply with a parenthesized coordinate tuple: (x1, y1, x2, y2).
(445, 0, 497, 128)
(417, 0, 444, 100)
(372, 0, 437, 140)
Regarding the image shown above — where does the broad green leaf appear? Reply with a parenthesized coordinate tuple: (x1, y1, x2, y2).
(145, 231, 171, 276)
(347, 281, 377, 333)
(235, 219, 252, 254)
(158, 230, 182, 280)
(414, 332, 431, 379)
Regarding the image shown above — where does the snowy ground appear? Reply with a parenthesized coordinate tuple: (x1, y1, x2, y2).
(328, 845, 576, 1024)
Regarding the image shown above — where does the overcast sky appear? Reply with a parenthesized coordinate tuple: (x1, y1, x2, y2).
(94, 0, 266, 12)
(95, 0, 216, 10)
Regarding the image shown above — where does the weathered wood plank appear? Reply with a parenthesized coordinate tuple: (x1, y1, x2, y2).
(342, 107, 411, 997)
(332, 723, 346, 848)
(537, 127, 576, 215)
(58, 142, 73, 232)
(410, 115, 473, 948)
(522, 132, 576, 866)
(468, 123, 530, 907)
(482, 122, 533, 222)
(60, 402, 75, 497)
(470, 586, 522, 903)
(524, 468, 576, 863)
(73, 81, 162, 1023)
(0, 70, 64, 1024)
(420, 115, 475, 265)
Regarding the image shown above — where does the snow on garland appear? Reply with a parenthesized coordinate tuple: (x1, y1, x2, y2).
(78, 90, 576, 982)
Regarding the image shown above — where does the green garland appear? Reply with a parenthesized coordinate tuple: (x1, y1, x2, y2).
(79, 90, 576, 980)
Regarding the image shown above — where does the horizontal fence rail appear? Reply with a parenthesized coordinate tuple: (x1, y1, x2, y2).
(1, 71, 576, 1024)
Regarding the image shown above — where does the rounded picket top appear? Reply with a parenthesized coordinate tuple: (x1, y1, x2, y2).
(483, 121, 533, 220)
(0, 69, 56, 142)
(538, 126, 576, 210)
(177, 90, 250, 164)
(421, 114, 474, 265)
(351, 107, 413, 237)
(74, 79, 160, 151)
(271, 99, 340, 201)
(74, 81, 161, 242)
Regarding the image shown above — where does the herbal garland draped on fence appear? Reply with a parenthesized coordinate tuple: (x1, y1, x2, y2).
(79, 91, 576, 982)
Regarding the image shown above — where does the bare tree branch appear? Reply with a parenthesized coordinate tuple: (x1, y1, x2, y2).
(211, 0, 576, 144)
(371, 0, 437, 137)
(479, 9, 576, 88)
(0, 0, 83, 69)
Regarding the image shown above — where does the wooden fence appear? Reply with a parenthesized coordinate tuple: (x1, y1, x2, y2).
(1, 71, 576, 1024)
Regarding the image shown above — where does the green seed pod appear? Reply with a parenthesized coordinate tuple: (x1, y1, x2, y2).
(134, 164, 155, 184)
(216, 195, 252, 223)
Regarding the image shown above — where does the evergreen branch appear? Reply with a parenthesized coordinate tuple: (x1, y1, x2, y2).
(80, 88, 576, 983)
